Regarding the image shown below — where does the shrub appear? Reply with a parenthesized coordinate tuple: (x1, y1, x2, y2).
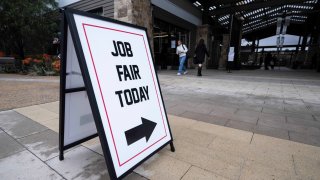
(22, 54, 60, 75)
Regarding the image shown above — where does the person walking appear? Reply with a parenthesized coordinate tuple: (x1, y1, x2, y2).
(264, 52, 272, 70)
(270, 55, 277, 70)
(176, 40, 188, 76)
(259, 55, 264, 67)
(194, 39, 209, 76)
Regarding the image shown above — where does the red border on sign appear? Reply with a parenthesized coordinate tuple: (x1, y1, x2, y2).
(82, 23, 167, 167)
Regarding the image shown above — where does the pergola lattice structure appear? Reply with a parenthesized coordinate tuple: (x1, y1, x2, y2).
(191, 0, 320, 41)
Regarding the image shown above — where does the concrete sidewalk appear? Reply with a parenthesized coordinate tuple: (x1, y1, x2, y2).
(159, 69, 320, 147)
(1, 101, 320, 179)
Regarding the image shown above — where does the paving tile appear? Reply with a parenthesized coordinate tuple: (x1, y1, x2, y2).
(264, 97, 284, 107)
(285, 112, 315, 121)
(228, 114, 259, 124)
(234, 109, 261, 118)
(17, 129, 59, 161)
(172, 125, 216, 147)
(259, 113, 286, 123)
(179, 139, 246, 165)
(237, 105, 263, 113)
(167, 105, 188, 116)
(289, 131, 320, 147)
(184, 103, 214, 115)
(287, 116, 320, 129)
(293, 155, 320, 179)
(0, 110, 30, 122)
(209, 106, 238, 117)
(261, 105, 285, 113)
(123, 173, 148, 180)
(163, 100, 179, 109)
(225, 120, 256, 132)
(258, 115, 320, 137)
(285, 123, 320, 137)
(81, 138, 103, 156)
(253, 124, 289, 140)
(168, 115, 198, 129)
(13, 105, 41, 114)
(0, 150, 63, 180)
(207, 136, 250, 158)
(181, 166, 229, 180)
(309, 106, 320, 116)
(261, 108, 285, 117)
(284, 105, 309, 114)
(0, 110, 48, 139)
(239, 160, 292, 180)
(241, 99, 265, 106)
(192, 120, 253, 143)
(180, 111, 228, 126)
(39, 118, 59, 132)
(162, 140, 244, 180)
(81, 137, 100, 147)
(246, 146, 294, 172)
(0, 131, 25, 159)
(134, 153, 191, 180)
(14, 108, 58, 124)
(283, 99, 305, 106)
(257, 118, 285, 130)
(46, 146, 109, 180)
(251, 134, 320, 161)
(38, 101, 59, 114)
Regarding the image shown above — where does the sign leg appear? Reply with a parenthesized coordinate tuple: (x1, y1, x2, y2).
(59, 151, 64, 161)
(170, 142, 175, 152)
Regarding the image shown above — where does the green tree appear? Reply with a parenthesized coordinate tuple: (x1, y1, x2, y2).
(0, 0, 59, 59)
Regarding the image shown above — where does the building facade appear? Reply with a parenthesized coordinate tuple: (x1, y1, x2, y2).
(62, 0, 214, 70)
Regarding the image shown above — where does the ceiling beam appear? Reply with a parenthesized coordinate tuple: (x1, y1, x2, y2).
(211, 0, 307, 16)
(210, 0, 237, 6)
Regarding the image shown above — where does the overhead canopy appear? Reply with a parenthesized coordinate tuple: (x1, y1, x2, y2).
(191, 0, 320, 41)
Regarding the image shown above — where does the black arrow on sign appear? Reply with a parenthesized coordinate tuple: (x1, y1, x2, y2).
(125, 117, 157, 146)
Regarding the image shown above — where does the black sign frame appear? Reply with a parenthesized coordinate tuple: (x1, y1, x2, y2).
(59, 8, 175, 180)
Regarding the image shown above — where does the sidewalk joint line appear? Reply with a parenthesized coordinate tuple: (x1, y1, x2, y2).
(179, 165, 192, 180)
(250, 133, 254, 144)
(312, 115, 317, 121)
(81, 144, 104, 157)
(16, 129, 50, 140)
(291, 155, 298, 175)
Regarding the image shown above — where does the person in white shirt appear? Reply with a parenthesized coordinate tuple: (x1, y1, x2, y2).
(176, 40, 188, 76)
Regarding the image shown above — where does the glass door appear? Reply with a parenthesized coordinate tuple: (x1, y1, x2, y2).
(153, 18, 190, 69)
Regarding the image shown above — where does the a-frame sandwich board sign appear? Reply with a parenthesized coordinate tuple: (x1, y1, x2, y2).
(59, 8, 175, 179)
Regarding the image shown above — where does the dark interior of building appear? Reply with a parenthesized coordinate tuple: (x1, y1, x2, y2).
(186, 0, 320, 71)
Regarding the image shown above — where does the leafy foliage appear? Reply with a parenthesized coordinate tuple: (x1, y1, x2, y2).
(0, 0, 59, 59)
(22, 54, 60, 75)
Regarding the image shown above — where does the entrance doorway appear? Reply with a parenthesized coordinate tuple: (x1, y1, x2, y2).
(153, 18, 190, 69)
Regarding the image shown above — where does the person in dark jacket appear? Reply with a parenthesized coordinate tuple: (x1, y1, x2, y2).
(264, 52, 272, 70)
(270, 55, 277, 70)
(194, 39, 209, 76)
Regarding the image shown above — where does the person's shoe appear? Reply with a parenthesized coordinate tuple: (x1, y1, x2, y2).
(197, 67, 202, 76)
(183, 71, 188, 75)
(177, 73, 181, 76)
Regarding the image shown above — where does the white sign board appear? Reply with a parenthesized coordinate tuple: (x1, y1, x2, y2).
(62, 9, 173, 179)
(63, 28, 97, 146)
(228, 47, 235, 62)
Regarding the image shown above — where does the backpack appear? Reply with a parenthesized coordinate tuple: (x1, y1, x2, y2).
(182, 44, 191, 59)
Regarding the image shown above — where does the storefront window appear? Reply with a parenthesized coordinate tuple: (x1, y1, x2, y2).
(87, 7, 103, 16)
(153, 18, 190, 69)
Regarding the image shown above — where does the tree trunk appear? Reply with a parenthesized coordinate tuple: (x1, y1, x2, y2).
(17, 40, 25, 59)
